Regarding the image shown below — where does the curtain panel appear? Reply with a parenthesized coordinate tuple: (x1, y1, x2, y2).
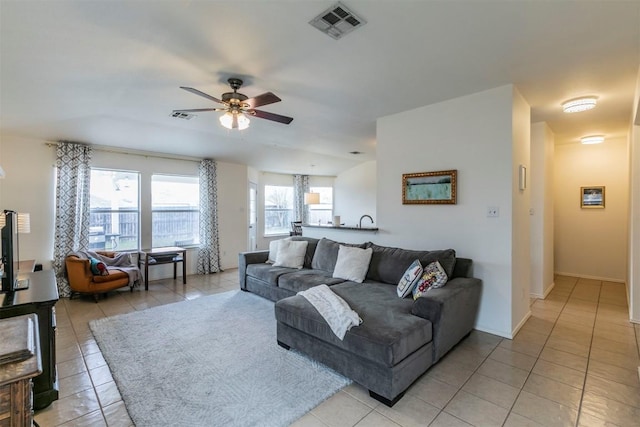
(197, 159, 221, 274)
(293, 175, 310, 224)
(53, 141, 92, 297)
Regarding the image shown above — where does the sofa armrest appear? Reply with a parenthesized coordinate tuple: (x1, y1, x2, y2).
(65, 256, 93, 290)
(238, 250, 269, 290)
(411, 277, 482, 362)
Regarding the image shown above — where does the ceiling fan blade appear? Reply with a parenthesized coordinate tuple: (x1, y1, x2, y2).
(251, 109, 293, 125)
(244, 92, 281, 109)
(173, 108, 223, 113)
(179, 86, 224, 104)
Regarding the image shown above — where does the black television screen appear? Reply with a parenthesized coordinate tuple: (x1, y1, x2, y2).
(1, 210, 18, 292)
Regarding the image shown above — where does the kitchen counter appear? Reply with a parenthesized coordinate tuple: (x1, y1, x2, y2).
(302, 224, 379, 232)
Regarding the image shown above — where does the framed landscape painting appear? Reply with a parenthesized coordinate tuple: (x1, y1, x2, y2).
(402, 170, 457, 204)
(581, 186, 605, 208)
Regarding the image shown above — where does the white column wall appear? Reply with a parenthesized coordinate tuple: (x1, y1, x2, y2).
(629, 67, 640, 323)
(377, 85, 528, 338)
(530, 123, 555, 297)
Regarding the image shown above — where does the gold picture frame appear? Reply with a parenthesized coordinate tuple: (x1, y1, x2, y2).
(402, 170, 457, 204)
(581, 186, 605, 209)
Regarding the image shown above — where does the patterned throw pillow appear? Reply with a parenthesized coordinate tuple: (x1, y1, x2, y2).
(412, 261, 448, 300)
(89, 257, 109, 276)
(397, 259, 423, 298)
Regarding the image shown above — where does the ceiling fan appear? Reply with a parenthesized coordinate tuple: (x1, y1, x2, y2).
(173, 78, 293, 130)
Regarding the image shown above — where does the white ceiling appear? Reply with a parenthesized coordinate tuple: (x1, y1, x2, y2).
(1, 1, 639, 176)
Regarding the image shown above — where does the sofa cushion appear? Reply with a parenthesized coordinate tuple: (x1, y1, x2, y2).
(275, 282, 433, 367)
(278, 270, 346, 293)
(412, 261, 448, 300)
(93, 269, 128, 282)
(246, 264, 297, 286)
(332, 246, 373, 283)
(365, 243, 456, 284)
(273, 240, 308, 269)
(311, 238, 367, 273)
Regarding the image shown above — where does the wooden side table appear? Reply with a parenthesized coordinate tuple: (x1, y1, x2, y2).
(0, 314, 42, 427)
(138, 247, 187, 290)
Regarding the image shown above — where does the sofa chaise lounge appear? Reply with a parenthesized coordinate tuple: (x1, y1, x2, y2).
(238, 237, 482, 406)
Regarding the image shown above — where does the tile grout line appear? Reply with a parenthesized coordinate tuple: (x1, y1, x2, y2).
(574, 279, 603, 427)
(499, 276, 578, 427)
(426, 337, 498, 426)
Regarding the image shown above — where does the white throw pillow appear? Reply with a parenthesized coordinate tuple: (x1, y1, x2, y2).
(332, 245, 373, 283)
(273, 240, 308, 269)
(267, 238, 290, 264)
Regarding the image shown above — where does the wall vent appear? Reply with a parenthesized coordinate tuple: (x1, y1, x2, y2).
(171, 111, 195, 120)
(309, 2, 366, 40)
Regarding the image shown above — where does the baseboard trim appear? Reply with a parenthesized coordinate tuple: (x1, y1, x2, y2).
(554, 271, 625, 283)
(511, 310, 532, 338)
(530, 281, 555, 299)
(474, 325, 512, 339)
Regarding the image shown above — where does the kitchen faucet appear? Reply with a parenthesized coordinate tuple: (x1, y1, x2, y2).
(359, 215, 374, 228)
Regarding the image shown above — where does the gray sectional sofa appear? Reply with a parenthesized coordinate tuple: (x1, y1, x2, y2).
(238, 237, 482, 406)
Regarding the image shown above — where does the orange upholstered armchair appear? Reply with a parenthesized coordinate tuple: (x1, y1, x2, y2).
(65, 251, 131, 300)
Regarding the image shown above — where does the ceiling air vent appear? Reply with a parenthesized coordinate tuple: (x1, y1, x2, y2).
(171, 111, 195, 120)
(309, 2, 366, 40)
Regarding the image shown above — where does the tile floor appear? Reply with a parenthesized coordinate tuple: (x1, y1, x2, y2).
(35, 273, 640, 426)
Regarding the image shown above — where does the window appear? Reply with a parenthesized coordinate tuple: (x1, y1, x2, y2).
(308, 186, 333, 224)
(90, 169, 140, 251)
(264, 185, 293, 235)
(151, 175, 200, 247)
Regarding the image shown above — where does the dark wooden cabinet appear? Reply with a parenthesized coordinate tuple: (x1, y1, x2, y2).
(0, 314, 42, 427)
(0, 270, 59, 409)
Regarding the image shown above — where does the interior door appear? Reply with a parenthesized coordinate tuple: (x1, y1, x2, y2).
(248, 182, 257, 251)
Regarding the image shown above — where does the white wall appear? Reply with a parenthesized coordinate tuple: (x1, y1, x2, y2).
(628, 67, 640, 323)
(333, 160, 377, 228)
(0, 134, 248, 279)
(554, 138, 629, 282)
(530, 123, 555, 297)
(377, 85, 529, 338)
(0, 135, 56, 267)
(511, 89, 532, 334)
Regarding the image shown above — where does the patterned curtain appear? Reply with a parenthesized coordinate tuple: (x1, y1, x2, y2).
(293, 175, 310, 223)
(197, 159, 221, 274)
(52, 142, 92, 297)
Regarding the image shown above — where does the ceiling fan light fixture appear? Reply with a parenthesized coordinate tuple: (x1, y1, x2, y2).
(219, 112, 250, 130)
(581, 135, 604, 145)
(562, 96, 597, 113)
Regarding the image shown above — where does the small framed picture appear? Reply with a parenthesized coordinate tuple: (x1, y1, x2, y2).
(402, 170, 457, 204)
(581, 186, 605, 209)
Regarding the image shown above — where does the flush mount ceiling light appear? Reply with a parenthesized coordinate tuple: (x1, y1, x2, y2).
(581, 135, 605, 145)
(562, 97, 598, 113)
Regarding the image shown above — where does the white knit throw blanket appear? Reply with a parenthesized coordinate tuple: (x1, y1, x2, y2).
(298, 284, 362, 340)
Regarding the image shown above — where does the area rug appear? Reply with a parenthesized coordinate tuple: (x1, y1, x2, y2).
(89, 290, 351, 427)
